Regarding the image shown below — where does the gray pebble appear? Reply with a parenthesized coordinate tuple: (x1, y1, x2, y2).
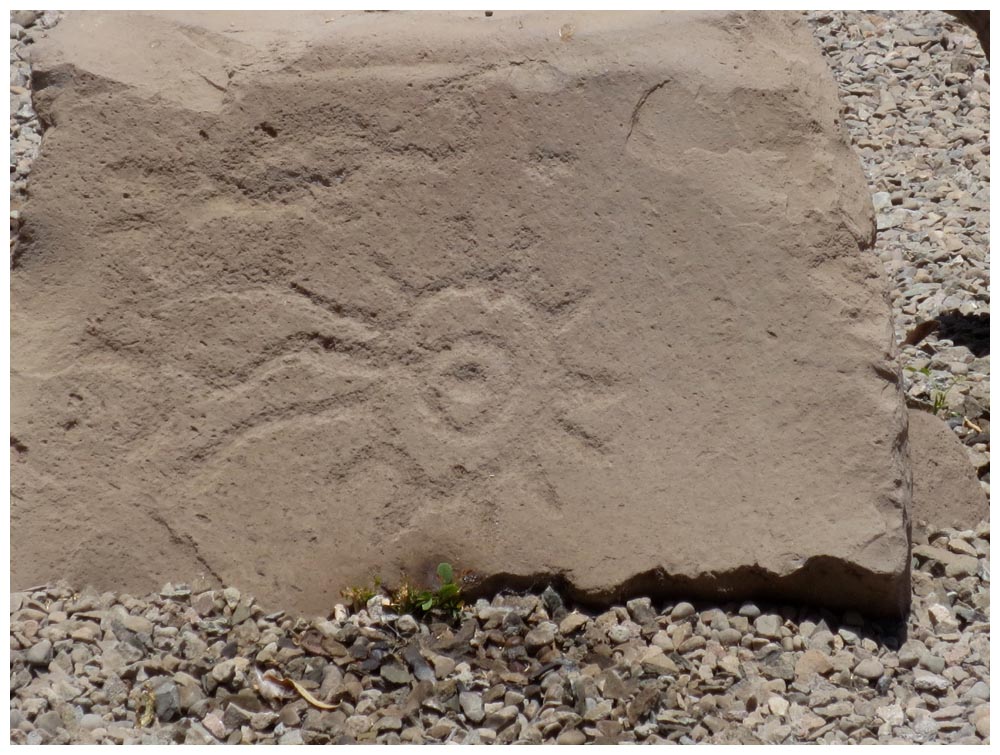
(11, 10, 39, 27)
(670, 602, 696, 620)
(25, 639, 53, 666)
(853, 658, 885, 680)
(626, 597, 657, 625)
(914, 671, 951, 694)
(918, 653, 946, 674)
(525, 622, 558, 650)
(754, 614, 783, 639)
(460, 691, 485, 724)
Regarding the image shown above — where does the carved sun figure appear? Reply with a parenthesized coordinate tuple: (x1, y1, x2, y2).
(93, 271, 621, 597)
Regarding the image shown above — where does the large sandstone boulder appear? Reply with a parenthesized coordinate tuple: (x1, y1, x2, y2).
(12, 11, 912, 616)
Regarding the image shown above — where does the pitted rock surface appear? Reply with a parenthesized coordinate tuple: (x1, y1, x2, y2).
(11, 10, 910, 616)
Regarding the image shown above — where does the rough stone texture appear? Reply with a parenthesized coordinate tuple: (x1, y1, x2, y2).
(11, 10, 909, 616)
(907, 409, 988, 532)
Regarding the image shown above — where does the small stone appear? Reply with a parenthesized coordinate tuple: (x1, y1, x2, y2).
(974, 706, 989, 738)
(25, 639, 53, 666)
(380, 660, 412, 686)
(914, 546, 979, 580)
(541, 586, 566, 619)
(484, 705, 519, 729)
(947, 538, 978, 558)
(584, 699, 614, 722)
(965, 681, 990, 702)
(678, 635, 706, 653)
(122, 615, 154, 635)
(650, 630, 674, 651)
(607, 624, 632, 644)
(738, 602, 761, 619)
(754, 614, 783, 639)
(202, 712, 226, 740)
(912, 711, 940, 740)
(401, 726, 424, 743)
(670, 602, 696, 620)
(79, 713, 104, 731)
(365, 595, 387, 623)
(460, 691, 485, 724)
(222, 586, 241, 608)
(211, 659, 237, 684)
(69, 624, 101, 643)
(877, 702, 905, 727)
(396, 614, 419, 634)
(278, 706, 301, 727)
(376, 716, 403, 732)
(427, 719, 456, 739)
(525, 622, 558, 650)
(897, 640, 924, 668)
(250, 712, 278, 731)
(640, 646, 679, 675)
(152, 680, 181, 722)
(278, 729, 304, 745)
(717, 627, 742, 646)
(816, 701, 853, 719)
(717, 655, 741, 676)
(761, 652, 796, 681)
(927, 604, 961, 632)
(231, 596, 253, 625)
(557, 728, 586, 745)
(871, 191, 892, 212)
(837, 626, 859, 644)
(559, 612, 589, 635)
(35, 711, 63, 736)
(223, 702, 253, 729)
(853, 658, 885, 680)
(768, 696, 790, 717)
(429, 653, 456, 679)
(626, 597, 657, 624)
(794, 649, 833, 680)
(914, 671, 950, 694)
(11, 10, 38, 27)
(345, 714, 374, 738)
(918, 653, 946, 675)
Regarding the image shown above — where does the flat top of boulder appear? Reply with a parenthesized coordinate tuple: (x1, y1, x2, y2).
(13, 11, 910, 616)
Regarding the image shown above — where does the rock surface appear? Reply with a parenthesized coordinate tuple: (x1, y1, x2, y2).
(907, 409, 988, 532)
(12, 10, 910, 615)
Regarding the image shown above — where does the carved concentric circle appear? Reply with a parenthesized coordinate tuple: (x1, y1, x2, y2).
(387, 286, 554, 475)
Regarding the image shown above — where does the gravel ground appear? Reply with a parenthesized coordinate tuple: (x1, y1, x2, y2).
(7, 523, 991, 745)
(8, 9, 59, 236)
(8, 9, 990, 745)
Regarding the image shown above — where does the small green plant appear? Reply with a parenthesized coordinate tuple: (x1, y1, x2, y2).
(931, 390, 947, 414)
(390, 562, 464, 620)
(341, 576, 382, 611)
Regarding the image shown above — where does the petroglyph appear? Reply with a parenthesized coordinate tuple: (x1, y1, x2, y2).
(13, 11, 910, 617)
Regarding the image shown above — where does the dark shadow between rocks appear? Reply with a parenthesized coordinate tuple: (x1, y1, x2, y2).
(453, 555, 912, 648)
(466, 579, 910, 653)
(935, 311, 990, 357)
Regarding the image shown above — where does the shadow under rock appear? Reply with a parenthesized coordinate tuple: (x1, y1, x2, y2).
(480, 580, 911, 652)
(936, 311, 990, 358)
